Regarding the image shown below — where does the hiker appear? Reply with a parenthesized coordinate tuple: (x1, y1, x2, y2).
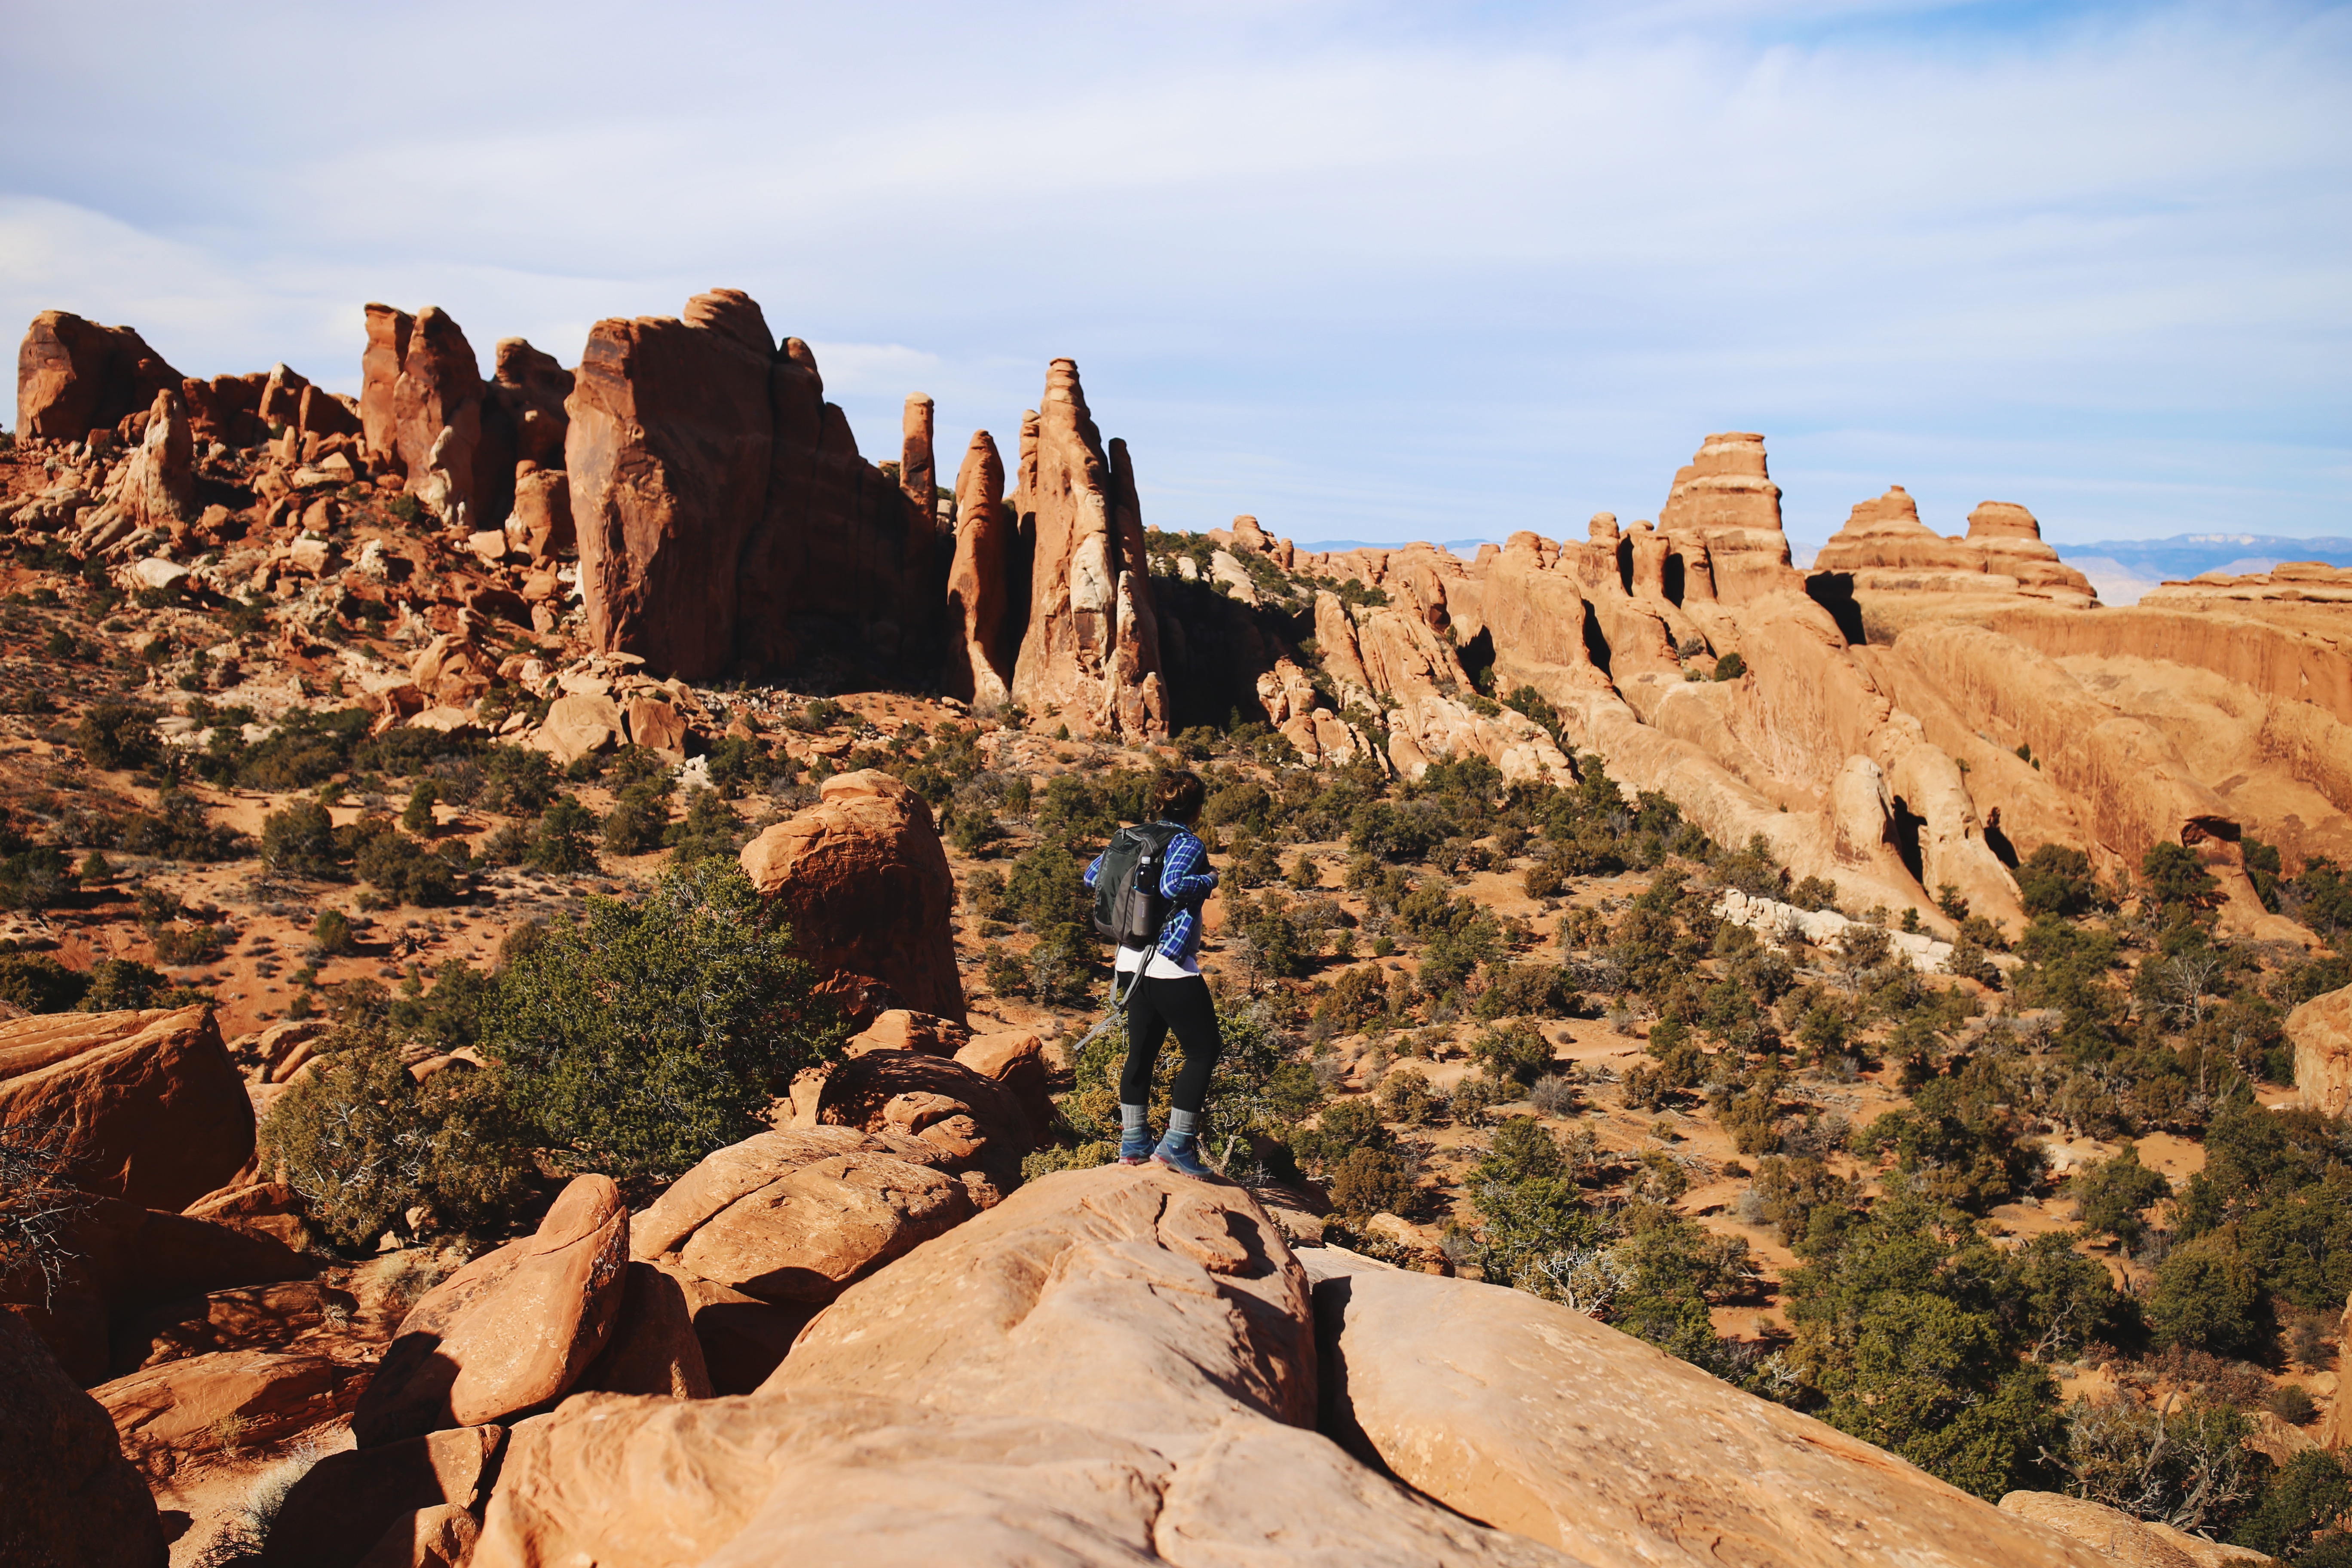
(1084, 769, 1223, 1177)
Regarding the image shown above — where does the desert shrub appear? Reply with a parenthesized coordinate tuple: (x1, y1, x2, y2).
(117, 792, 242, 862)
(260, 800, 342, 879)
(151, 921, 229, 965)
(0, 953, 90, 1013)
(666, 787, 744, 864)
(2269, 1383, 2319, 1426)
(354, 830, 460, 906)
(480, 746, 560, 817)
(76, 704, 160, 771)
(2071, 1142, 2173, 1247)
(2234, 1451, 2352, 1559)
(312, 909, 357, 956)
(78, 959, 175, 1011)
(2016, 845, 2100, 918)
(527, 796, 600, 874)
(1712, 651, 1747, 681)
(401, 779, 440, 834)
(1378, 1066, 1435, 1125)
(488, 857, 844, 1178)
(603, 784, 670, 855)
(261, 1031, 528, 1246)
(1529, 1072, 1580, 1118)
(0, 848, 77, 911)
(1330, 1145, 1418, 1218)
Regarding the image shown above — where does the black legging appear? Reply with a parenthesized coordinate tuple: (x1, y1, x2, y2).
(1120, 973, 1224, 1115)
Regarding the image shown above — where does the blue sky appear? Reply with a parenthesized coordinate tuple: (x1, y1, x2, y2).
(3, 1, 2345, 549)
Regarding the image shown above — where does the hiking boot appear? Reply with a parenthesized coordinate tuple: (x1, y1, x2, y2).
(1152, 1130, 1213, 1179)
(1118, 1125, 1155, 1166)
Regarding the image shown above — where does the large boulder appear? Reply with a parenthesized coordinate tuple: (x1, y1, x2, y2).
(791, 1047, 1031, 1191)
(738, 769, 966, 1026)
(1998, 1491, 2273, 1566)
(1006, 358, 1167, 739)
(0, 1314, 166, 1568)
(1, 1192, 312, 1384)
(110, 1280, 358, 1374)
(261, 1423, 506, 1568)
(2291, 983, 2352, 1119)
(475, 1167, 1565, 1568)
(570, 1260, 710, 1400)
(628, 1127, 968, 1329)
(1305, 1246, 2105, 1568)
(673, 1153, 972, 1306)
(953, 1029, 1056, 1146)
(353, 1175, 628, 1446)
(0, 1005, 255, 1211)
(94, 1347, 373, 1479)
(16, 310, 182, 440)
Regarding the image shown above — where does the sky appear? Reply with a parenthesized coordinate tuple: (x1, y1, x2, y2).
(3, 1, 2346, 550)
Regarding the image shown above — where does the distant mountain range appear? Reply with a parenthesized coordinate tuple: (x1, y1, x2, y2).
(1298, 533, 2352, 606)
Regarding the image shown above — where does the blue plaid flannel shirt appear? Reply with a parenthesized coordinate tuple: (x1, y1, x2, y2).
(1085, 823, 1219, 963)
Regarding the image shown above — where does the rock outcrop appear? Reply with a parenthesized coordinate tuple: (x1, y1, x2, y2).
(262, 1424, 508, 1568)
(788, 1047, 1031, 1193)
(353, 1175, 628, 1446)
(1655, 432, 1802, 603)
(393, 306, 489, 527)
(1998, 1491, 2273, 1566)
(95, 1346, 373, 1478)
(2291, 984, 2352, 1119)
(569, 290, 950, 681)
(16, 311, 183, 440)
(0, 1006, 254, 1212)
(0, 1314, 166, 1568)
(1813, 488, 2095, 611)
(737, 769, 965, 1025)
(360, 303, 415, 460)
(475, 1167, 1563, 1568)
(1309, 1246, 2102, 1566)
(114, 386, 193, 529)
(1007, 359, 1167, 740)
(943, 429, 1016, 706)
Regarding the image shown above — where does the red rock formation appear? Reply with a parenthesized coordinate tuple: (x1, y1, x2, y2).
(1656, 432, 1801, 603)
(1310, 1247, 2104, 1568)
(899, 392, 935, 522)
(1814, 488, 2094, 605)
(181, 372, 266, 447)
(737, 770, 965, 1026)
(0, 1006, 254, 1212)
(1008, 360, 1166, 740)
(570, 1261, 710, 1401)
(116, 387, 193, 529)
(17, 311, 183, 441)
(2291, 984, 2352, 1119)
(257, 362, 309, 431)
(97, 1347, 373, 1479)
(0, 1314, 166, 1568)
(942, 429, 1015, 705)
(360, 303, 415, 459)
(353, 1175, 628, 1446)
(393, 307, 488, 527)
(568, 290, 775, 680)
(488, 337, 572, 470)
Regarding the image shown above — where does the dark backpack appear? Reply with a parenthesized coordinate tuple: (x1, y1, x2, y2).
(1091, 823, 1182, 946)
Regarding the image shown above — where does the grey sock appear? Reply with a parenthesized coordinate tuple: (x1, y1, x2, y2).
(1168, 1108, 1200, 1139)
(1121, 1103, 1147, 1133)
